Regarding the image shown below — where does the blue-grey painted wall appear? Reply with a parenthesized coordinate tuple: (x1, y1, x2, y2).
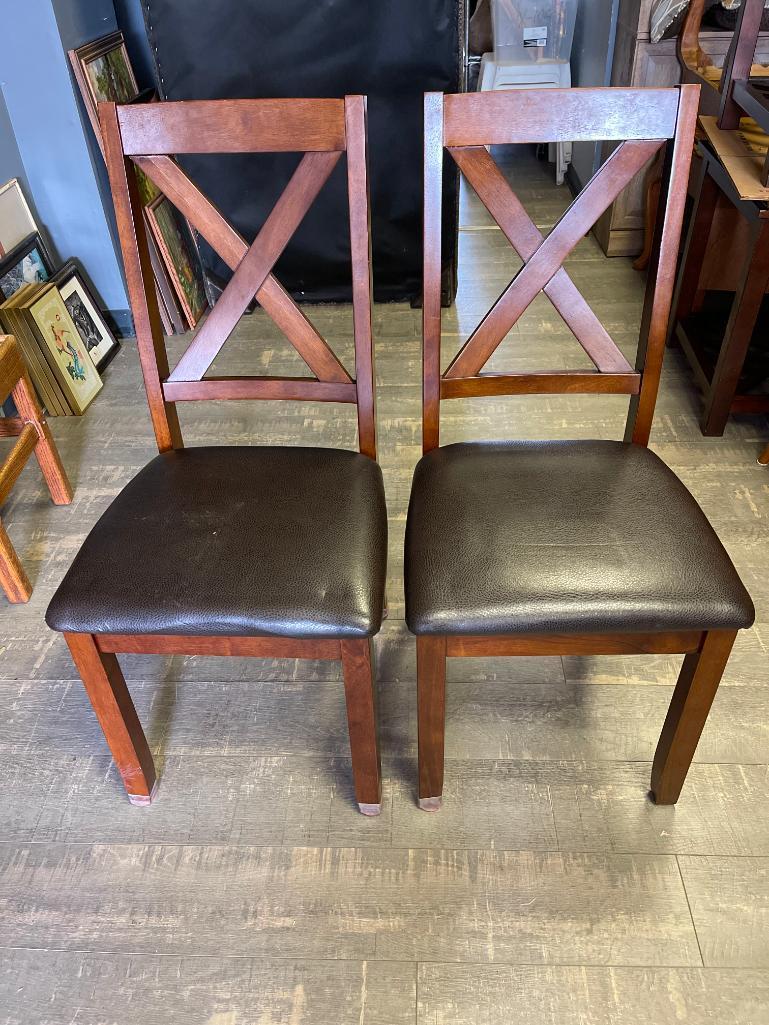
(0, 0, 128, 312)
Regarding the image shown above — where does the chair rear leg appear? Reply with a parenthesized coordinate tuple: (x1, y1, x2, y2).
(12, 372, 73, 505)
(0, 518, 32, 603)
(65, 633, 157, 805)
(340, 638, 382, 815)
(417, 634, 446, 811)
(651, 629, 737, 804)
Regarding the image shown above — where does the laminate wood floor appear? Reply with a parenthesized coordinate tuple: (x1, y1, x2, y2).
(1, 149, 768, 1024)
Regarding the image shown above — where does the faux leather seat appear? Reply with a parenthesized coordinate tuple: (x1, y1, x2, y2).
(405, 440, 754, 636)
(47, 446, 387, 638)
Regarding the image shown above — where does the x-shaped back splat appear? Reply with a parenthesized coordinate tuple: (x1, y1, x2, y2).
(443, 138, 665, 388)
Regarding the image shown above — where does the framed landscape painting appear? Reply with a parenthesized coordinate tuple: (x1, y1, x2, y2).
(69, 32, 140, 156)
(53, 260, 120, 371)
(146, 195, 208, 328)
(0, 233, 54, 302)
(28, 285, 102, 414)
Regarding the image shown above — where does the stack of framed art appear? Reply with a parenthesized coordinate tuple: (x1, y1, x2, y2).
(0, 178, 119, 416)
(69, 31, 208, 334)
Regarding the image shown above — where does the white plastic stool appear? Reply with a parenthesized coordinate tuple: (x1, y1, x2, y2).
(478, 55, 572, 184)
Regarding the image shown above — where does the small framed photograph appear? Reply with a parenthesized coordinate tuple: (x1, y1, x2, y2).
(146, 195, 208, 328)
(28, 285, 102, 414)
(69, 32, 140, 155)
(0, 179, 38, 257)
(0, 233, 54, 303)
(51, 260, 120, 372)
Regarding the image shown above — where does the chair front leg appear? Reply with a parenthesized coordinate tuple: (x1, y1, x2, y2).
(417, 634, 446, 811)
(340, 638, 382, 815)
(651, 628, 737, 804)
(0, 518, 32, 602)
(65, 633, 157, 805)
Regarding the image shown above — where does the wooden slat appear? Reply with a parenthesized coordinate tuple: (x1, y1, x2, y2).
(0, 423, 38, 507)
(0, 335, 25, 398)
(445, 139, 663, 380)
(446, 631, 704, 657)
(115, 98, 347, 154)
(422, 92, 445, 453)
(95, 634, 342, 659)
(442, 88, 680, 146)
(134, 155, 352, 384)
(450, 146, 633, 374)
(627, 86, 700, 445)
(440, 370, 641, 399)
(169, 151, 342, 383)
(344, 96, 377, 459)
(100, 103, 183, 452)
(162, 377, 357, 403)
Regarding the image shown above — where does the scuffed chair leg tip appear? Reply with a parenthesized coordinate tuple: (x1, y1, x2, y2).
(127, 781, 159, 807)
(418, 796, 442, 812)
(358, 802, 382, 816)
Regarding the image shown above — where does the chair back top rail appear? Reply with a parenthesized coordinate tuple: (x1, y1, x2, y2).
(100, 95, 376, 458)
(422, 85, 700, 453)
(116, 98, 347, 154)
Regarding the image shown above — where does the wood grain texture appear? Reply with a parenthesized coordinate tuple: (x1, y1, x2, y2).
(0, 843, 700, 965)
(418, 964, 769, 1025)
(679, 856, 769, 967)
(0, 950, 416, 1025)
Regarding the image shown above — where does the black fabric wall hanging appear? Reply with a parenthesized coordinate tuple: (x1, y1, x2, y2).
(140, 0, 463, 303)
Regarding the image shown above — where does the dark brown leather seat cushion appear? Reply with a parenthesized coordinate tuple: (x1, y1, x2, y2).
(47, 446, 387, 638)
(405, 441, 754, 636)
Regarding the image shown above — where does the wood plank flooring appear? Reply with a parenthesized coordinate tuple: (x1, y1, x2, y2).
(1, 148, 768, 1023)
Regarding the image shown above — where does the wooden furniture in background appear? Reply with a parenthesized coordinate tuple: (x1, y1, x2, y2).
(407, 85, 754, 812)
(45, 96, 385, 814)
(668, 124, 769, 434)
(595, 0, 769, 256)
(0, 334, 72, 602)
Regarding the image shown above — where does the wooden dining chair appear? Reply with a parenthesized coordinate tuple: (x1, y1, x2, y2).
(45, 96, 386, 814)
(0, 334, 72, 602)
(406, 85, 755, 811)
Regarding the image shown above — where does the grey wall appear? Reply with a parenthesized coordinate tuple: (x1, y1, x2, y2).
(0, 0, 129, 315)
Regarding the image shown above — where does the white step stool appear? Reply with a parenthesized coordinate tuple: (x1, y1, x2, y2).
(478, 56, 572, 185)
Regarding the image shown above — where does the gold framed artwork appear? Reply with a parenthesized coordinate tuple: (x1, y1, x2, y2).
(28, 285, 102, 414)
(69, 32, 140, 158)
(146, 195, 208, 328)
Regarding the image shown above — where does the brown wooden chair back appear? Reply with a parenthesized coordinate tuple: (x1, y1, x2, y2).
(422, 86, 699, 453)
(100, 96, 376, 458)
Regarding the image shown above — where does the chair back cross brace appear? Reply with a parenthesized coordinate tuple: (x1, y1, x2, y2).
(422, 86, 700, 451)
(100, 96, 377, 458)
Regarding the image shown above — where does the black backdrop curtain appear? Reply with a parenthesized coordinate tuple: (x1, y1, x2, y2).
(141, 0, 463, 303)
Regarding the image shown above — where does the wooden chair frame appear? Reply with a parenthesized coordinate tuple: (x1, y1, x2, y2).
(0, 335, 72, 602)
(415, 86, 737, 811)
(61, 96, 382, 813)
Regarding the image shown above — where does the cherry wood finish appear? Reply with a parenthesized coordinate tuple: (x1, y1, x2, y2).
(0, 335, 72, 603)
(62, 96, 382, 813)
(758, 441, 769, 464)
(415, 87, 736, 811)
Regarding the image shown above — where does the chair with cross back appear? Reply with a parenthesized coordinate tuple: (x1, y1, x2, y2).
(45, 96, 386, 814)
(405, 85, 755, 811)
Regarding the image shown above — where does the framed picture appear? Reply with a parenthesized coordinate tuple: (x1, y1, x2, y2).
(69, 32, 140, 156)
(0, 233, 54, 302)
(146, 195, 208, 328)
(0, 179, 38, 257)
(28, 285, 102, 414)
(51, 260, 120, 371)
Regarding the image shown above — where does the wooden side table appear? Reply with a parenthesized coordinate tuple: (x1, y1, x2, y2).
(668, 126, 769, 435)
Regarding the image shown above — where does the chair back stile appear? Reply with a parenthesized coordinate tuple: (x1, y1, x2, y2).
(100, 96, 377, 459)
(421, 85, 700, 454)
